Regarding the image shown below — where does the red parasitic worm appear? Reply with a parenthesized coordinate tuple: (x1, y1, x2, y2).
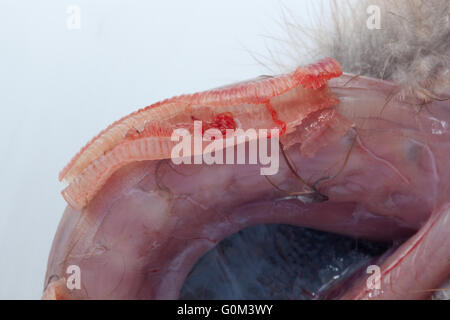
(59, 58, 343, 210)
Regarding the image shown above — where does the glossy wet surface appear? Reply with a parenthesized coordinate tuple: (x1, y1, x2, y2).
(181, 224, 390, 299)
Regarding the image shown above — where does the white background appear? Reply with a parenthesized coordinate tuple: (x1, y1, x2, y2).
(0, 0, 320, 299)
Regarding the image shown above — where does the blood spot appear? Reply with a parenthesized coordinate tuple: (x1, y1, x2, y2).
(198, 112, 237, 136)
(265, 101, 287, 137)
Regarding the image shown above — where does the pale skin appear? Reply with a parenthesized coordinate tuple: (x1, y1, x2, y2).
(43, 73, 450, 299)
